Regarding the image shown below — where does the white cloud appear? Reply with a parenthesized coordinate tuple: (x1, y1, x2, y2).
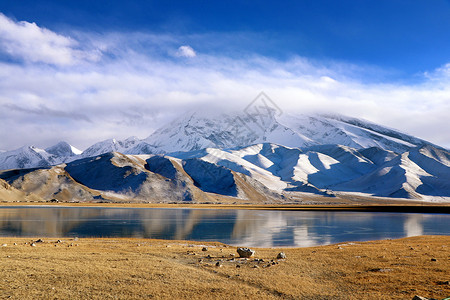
(0, 13, 99, 65)
(0, 19, 449, 150)
(175, 45, 196, 58)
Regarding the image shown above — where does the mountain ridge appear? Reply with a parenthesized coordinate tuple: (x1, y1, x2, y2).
(0, 111, 448, 202)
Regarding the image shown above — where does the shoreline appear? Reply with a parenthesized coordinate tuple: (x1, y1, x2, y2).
(1, 202, 450, 213)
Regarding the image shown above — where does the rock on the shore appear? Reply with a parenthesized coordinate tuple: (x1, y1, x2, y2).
(277, 252, 286, 259)
(237, 247, 255, 258)
(412, 296, 436, 300)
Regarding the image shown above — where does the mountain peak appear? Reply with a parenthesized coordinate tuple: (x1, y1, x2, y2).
(46, 141, 82, 157)
(144, 110, 314, 153)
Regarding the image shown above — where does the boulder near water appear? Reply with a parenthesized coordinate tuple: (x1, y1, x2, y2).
(237, 247, 255, 258)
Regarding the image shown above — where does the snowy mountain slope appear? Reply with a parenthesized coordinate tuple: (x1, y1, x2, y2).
(332, 146, 450, 198)
(142, 110, 439, 156)
(1, 110, 441, 171)
(0, 143, 448, 202)
(182, 158, 239, 197)
(45, 141, 82, 157)
(279, 114, 433, 153)
(0, 151, 281, 203)
(0, 141, 82, 171)
(65, 152, 150, 194)
(357, 147, 399, 166)
(0, 108, 448, 201)
(0, 145, 59, 170)
(170, 146, 289, 192)
(143, 110, 314, 153)
(324, 114, 432, 148)
(80, 137, 142, 158)
(168, 143, 450, 199)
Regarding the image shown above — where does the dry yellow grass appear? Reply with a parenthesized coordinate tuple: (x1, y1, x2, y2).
(0, 236, 449, 299)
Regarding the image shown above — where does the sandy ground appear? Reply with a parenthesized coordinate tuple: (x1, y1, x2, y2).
(0, 236, 449, 299)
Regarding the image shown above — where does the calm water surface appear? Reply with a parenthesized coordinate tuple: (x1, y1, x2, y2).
(0, 207, 449, 247)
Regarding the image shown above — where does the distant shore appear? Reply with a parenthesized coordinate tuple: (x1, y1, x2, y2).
(1, 201, 450, 213)
(1, 235, 449, 299)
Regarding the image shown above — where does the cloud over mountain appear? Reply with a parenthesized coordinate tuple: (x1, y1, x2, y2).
(0, 13, 449, 152)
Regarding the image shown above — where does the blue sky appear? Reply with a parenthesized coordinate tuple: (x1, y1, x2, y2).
(0, 0, 449, 149)
(2, 0, 450, 77)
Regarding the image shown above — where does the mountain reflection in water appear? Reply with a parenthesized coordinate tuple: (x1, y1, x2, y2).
(0, 207, 448, 247)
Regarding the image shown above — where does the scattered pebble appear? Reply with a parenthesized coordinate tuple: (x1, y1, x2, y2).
(31, 243, 36, 247)
(368, 268, 392, 273)
(277, 252, 286, 259)
(202, 247, 208, 252)
(1, 244, 7, 247)
(412, 296, 433, 300)
(431, 258, 437, 262)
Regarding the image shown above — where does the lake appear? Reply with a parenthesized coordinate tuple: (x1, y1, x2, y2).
(0, 206, 449, 247)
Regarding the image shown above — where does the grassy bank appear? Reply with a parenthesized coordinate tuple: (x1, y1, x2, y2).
(1, 236, 449, 299)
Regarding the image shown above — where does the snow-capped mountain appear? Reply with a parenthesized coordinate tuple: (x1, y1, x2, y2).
(1, 142, 448, 202)
(137, 110, 438, 156)
(45, 141, 82, 158)
(80, 137, 142, 158)
(72, 110, 437, 159)
(280, 114, 430, 153)
(0, 142, 81, 170)
(0, 145, 58, 170)
(0, 151, 279, 203)
(170, 142, 449, 199)
(142, 110, 313, 153)
(0, 110, 448, 201)
(0, 110, 445, 170)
